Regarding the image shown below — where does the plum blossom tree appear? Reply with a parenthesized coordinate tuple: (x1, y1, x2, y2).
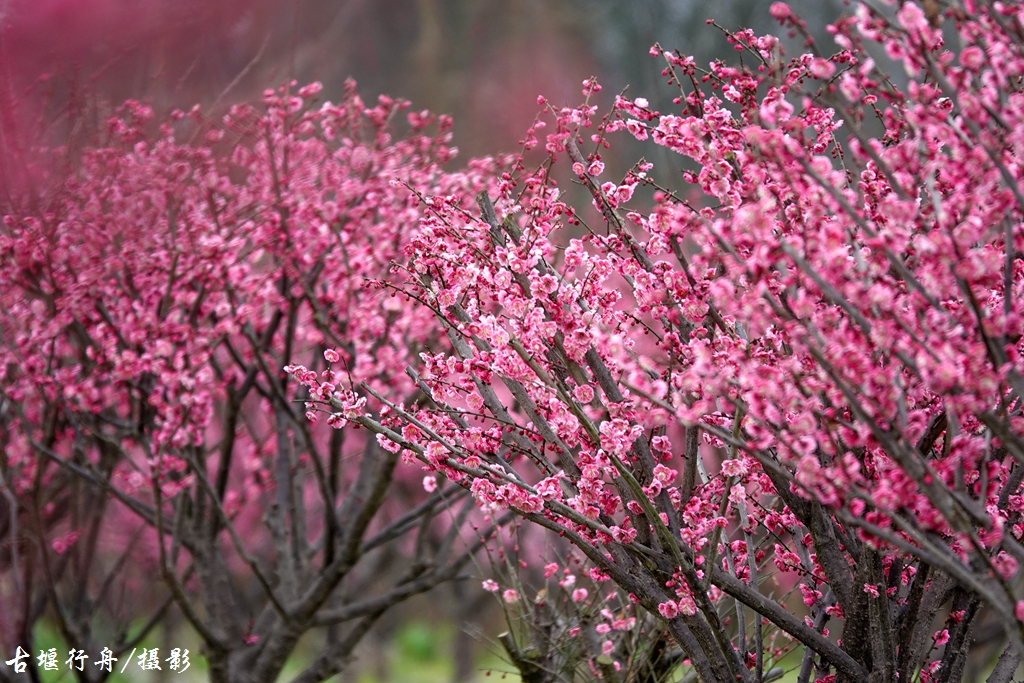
(0, 82, 509, 683)
(291, 2, 1024, 681)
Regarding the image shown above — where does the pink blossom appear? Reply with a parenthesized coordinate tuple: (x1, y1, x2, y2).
(896, 2, 928, 34)
(960, 46, 984, 70)
(800, 584, 822, 607)
(466, 391, 484, 412)
(626, 119, 649, 141)
(809, 58, 836, 79)
(376, 434, 402, 453)
(297, 82, 323, 98)
(51, 532, 79, 555)
(573, 384, 595, 403)
(535, 474, 565, 501)
(653, 464, 676, 484)
(676, 596, 697, 616)
(612, 617, 635, 631)
(720, 459, 748, 478)
(613, 183, 636, 204)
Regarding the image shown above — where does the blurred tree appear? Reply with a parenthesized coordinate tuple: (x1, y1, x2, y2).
(0, 0, 842, 176)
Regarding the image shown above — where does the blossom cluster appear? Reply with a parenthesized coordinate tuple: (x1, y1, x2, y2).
(299, 3, 1024, 681)
(0, 81, 504, 682)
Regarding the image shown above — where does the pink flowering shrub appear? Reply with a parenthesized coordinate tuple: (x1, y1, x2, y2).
(493, 553, 689, 683)
(294, 3, 1024, 682)
(0, 82, 508, 683)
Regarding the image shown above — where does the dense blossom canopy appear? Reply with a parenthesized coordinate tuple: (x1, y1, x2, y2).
(3, 1, 1024, 682)
(287, 2, 1024, 681)
(0, 81, 506, 683)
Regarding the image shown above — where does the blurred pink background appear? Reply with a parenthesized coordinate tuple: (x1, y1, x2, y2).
(0, 0, 842, 161)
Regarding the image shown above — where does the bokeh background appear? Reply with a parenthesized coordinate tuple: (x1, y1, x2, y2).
(0, 0, 846, 172)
